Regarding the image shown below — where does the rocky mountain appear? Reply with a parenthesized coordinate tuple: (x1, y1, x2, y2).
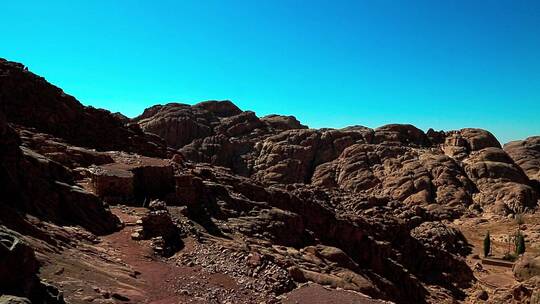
(1, 58, 539, 304)
(137, 102, 538, 216)
(0, 59, 167, 157)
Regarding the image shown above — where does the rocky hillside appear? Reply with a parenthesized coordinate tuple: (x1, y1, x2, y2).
(0, 59, 167, 157)
(137, 102, 538, 216)
(1, 58, 539, 304)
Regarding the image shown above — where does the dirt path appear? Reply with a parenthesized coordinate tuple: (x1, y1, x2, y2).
(38, 207, 189, 304)
(100, 208, 187, 304)
(37, 206, 398, 304)
(40, 207, 264, 304)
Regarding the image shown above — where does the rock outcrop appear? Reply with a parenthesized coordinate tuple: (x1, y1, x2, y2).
(134, 102, 538, 213)
(169, 163, 475, 303)
(0, 226, 65, 304)
(0, 112, 119, 235)
(0, 58, 167, 157)
(514, 254, 540, 282)
(505, 136, 540, 186)
(134, 101, 307, 175)
(463, 147, 537, 213)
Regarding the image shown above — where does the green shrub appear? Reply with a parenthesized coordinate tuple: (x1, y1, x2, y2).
(483, 231, 491, 258)
(502, 252, 517, 261)
(515, 232, 526, 255)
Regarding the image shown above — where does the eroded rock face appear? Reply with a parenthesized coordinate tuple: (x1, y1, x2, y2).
(0, 58, 166, 157)
(0, 226, 65, 304)
(411, 221, 470, 256)
(134, 99, 539, 214)
(373, 124, 429, 146)
(464, 147, 537, 213)
(134, 101, 307, 176)
(135, 103, 215, 149)
(312, 144, 475, 209)
(133, 98, 539, 213)
(16, 127, 114, 168)
(0, 112, 119, 235)
(505, 136, 540, 185)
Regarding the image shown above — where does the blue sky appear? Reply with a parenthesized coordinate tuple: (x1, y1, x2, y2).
(2, 0, 539, 143)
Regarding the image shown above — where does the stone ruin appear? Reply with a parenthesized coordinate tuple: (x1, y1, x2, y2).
(88, 155, 175, 204)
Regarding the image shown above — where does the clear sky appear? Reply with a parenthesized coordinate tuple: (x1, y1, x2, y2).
(2, 0, 539, 143)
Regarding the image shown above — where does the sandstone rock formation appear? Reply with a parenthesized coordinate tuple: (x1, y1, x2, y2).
(133, 102, 538, 213)
(135, 101, 307, 175)
(166, 163, 476, 302)
(0, 226, 65, 304)
(1, 57, 539, 303)
(0, 58, 167, 157)
(505, 136, 540, 187)
(0, 112, 119, 235)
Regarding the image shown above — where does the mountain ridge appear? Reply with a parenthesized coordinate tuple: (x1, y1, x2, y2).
(1, 57, 540, 304)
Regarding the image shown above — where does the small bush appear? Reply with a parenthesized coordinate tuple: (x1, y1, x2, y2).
(515, 232, 526, 255)
(502, 252, 517, 261)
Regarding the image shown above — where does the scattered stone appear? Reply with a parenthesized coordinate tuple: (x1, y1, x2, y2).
(475, 289, 489, 301)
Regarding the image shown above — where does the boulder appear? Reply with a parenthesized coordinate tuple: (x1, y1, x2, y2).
(514, 254, 540, 281)
(0, 226, 39, 296)
(505, 136, 540, 184)
(464, 147, 537, 213)
(141, 210, 178, 240)
(0, 296, 31, 304)
(458, 128, 501, 151)
(287, 266, 381, 298)
(410, 221, 471, 256)
(139, 210, 182, 257)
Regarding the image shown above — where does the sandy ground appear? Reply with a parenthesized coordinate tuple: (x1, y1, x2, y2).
(454, 212, 540, 299)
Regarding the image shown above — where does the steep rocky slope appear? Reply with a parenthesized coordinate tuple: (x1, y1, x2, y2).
(1, 58, 539, 304)
(0, 59, 167, 157)
(0, 104, 119, 303)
